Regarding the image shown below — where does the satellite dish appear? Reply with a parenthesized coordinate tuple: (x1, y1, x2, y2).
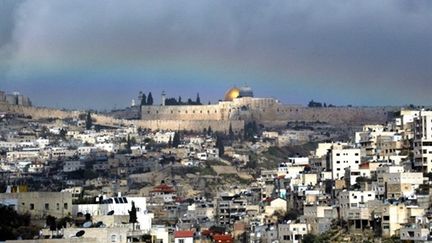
(83, 221, 92, 228)
(94, 221, 104, 228)
(107, 210, 114, 215)
(75, 230, 85, 237)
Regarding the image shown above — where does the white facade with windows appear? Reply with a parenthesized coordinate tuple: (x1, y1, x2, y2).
(413, 110, 432, 172)
(329, 148, 361, 180)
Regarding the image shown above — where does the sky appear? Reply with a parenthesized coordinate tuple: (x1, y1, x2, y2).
(0, 0, 431, 110)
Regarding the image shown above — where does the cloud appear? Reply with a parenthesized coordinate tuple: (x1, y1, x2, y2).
(1, 0, 431, 108)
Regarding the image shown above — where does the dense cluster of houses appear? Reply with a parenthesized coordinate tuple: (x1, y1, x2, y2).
(1, 109, 432, 242)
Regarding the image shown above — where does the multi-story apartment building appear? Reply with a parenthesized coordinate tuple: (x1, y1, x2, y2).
(329, 147, 361, 180)
(413, 110, 432, 172)
(217, 194, 247, 226)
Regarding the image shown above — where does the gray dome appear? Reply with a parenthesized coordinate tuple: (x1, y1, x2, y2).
(239, 86, 253, 98)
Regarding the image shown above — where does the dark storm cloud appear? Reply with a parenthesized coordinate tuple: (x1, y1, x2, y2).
(0, 0, 431, 108)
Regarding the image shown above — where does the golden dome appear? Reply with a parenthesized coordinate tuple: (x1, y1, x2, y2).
(224, 87, 240, 101)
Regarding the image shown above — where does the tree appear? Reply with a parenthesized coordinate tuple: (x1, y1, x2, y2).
(187, 98, 193, 105)
(207, 126, 213, 136)
(302, 233, 318, 243)
(228, 123, 234, 139)
(129, 201, 137, 231)
(0, 205, 39, 241)
(216, 135, 224, 157)
(168, 136, 172, 147)
(196, 93, 201, 105)
(85, 111, 92, 130)
(172, 132, 181, 148)
(141, 93, 147, 106)
(178, 96, 182, 104)
(46, 215, 57, 236)
(126, 135, 133, 153)
(244, 121, 258, 140)
(59, 128, 67, 138)
(147, 92, 153, 105)
(308, 100, 323, 107)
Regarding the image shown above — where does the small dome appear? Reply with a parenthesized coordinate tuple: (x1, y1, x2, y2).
(224, 87, 241, 101)
(239, 86, 253, 98)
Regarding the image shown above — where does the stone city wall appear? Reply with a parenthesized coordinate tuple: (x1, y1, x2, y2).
(0, 103, 79, 119)
(272, 106, 393, 125)
(93, 114, 244, 133)
(134, 119, 245, 133)
(141, 104, 226, 120)
(0, 103, 244, 132)
(1, 103, 395, 132)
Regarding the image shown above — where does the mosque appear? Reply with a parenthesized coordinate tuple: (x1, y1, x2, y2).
(140, 86, 392, 132)
(141, 86, 283, 122)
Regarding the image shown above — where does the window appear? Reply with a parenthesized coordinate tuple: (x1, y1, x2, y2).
(179, 239, 185, 243)
(64, 203, 68, 210)
(45, 203, 49, 210)
(30, 204, 34, 210)
(56, 203, 60, 210)
(111, 234, 117, 242)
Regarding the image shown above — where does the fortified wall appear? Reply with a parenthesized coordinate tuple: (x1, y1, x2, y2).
(141, 97, 394, 127)
(1, 98, 395, 133)
(0, 102, 78, 119)
(0, 103, 244, 133)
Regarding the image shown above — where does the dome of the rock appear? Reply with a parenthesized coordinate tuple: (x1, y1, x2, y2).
(224, 87, 241, 101)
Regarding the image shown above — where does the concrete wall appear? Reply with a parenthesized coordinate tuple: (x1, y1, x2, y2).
(0, 192, 72, 219)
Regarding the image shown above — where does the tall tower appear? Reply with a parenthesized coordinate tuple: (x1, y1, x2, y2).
(161, 91, 166, 106)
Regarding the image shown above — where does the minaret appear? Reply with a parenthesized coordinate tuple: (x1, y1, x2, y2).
(161, 91, 166, 106)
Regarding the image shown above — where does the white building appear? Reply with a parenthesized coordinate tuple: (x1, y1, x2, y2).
(413, 110, 432, 172)
(329, 147, 361, 180)
(278, 223, 310, 243)
(74, 196, 153, 232)
(63, 160, 84, 172)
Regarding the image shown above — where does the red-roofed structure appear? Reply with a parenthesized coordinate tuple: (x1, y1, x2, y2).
(213, 234, 233, 243)
(150, 183, 176, 193)
(174, 230, 194, 238)
(359, 162, 370, 169)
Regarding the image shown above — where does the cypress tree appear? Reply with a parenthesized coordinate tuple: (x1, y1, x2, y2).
(128, 201, 137, 231)
(147, 92, 153, 105)
(229, 123, 234, 138)
(168, 136, 172, 147)
(196, 93, 201, 105)
(172, 132, 181, 148)
(85, 112, 92, 130)
(216, 135, 224, 157)
(141, 93, 147, 106)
